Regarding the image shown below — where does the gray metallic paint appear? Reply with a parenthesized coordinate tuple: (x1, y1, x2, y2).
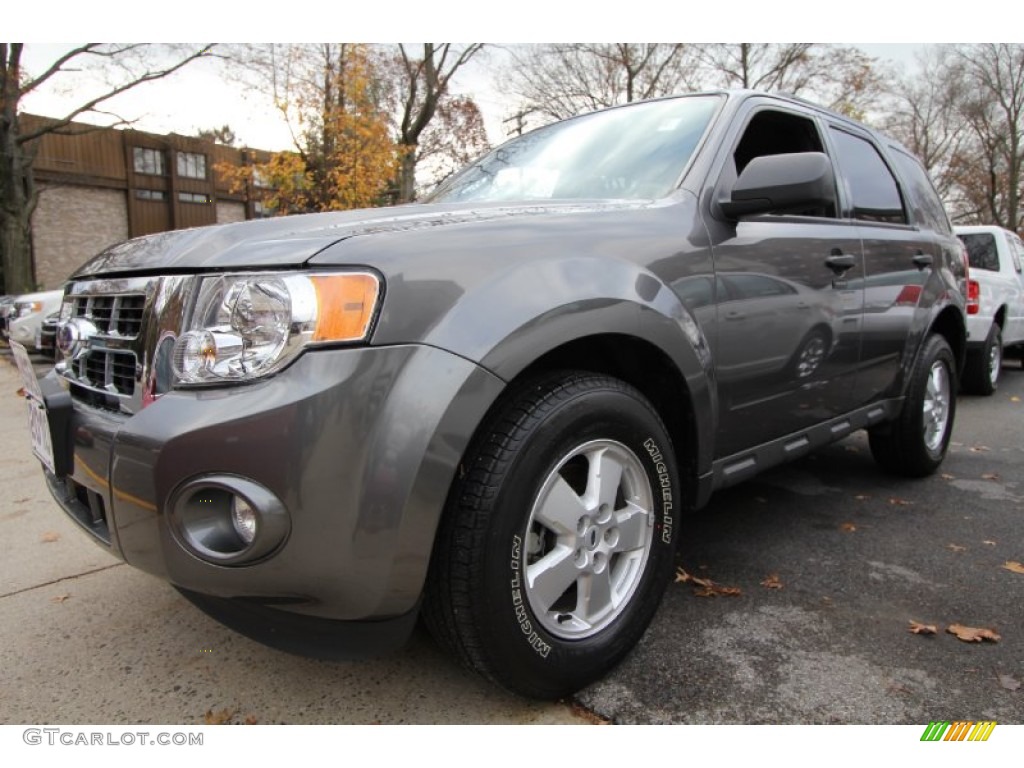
(45, 90, 967, 630)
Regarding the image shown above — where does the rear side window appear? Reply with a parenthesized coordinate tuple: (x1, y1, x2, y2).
(958, 232, 999, 271)
(829, 128, 907, 224)
(890, 148, 953, 235)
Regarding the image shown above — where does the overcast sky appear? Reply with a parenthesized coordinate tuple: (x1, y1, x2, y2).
(17, 43, 935, 153)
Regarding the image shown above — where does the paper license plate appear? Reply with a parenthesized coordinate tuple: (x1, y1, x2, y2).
(10, 341, 56, 474)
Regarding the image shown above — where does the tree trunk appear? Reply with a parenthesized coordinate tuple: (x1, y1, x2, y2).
(0, 207, 33, 293)
(398, 146, 417, 204)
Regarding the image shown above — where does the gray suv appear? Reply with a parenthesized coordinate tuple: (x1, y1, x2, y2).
(22, 91, 967, 699)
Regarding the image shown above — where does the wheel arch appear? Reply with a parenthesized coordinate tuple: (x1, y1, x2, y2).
(927, 305, 967, 376)
(508, 333, 707, 510)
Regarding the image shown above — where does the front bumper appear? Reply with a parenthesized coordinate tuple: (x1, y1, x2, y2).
(41, 344, 504, 629)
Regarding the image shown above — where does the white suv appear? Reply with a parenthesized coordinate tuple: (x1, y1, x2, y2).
(955, 225, 1024, 394)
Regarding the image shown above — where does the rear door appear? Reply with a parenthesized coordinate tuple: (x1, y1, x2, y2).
(825, 126, 947, 404)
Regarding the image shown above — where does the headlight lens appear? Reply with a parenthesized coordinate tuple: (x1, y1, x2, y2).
(172, 271, 380, 386)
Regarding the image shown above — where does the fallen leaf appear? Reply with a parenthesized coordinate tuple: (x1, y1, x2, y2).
(998, 674, 1021, 691)
(50, 594, 70, 604)
(40, 532, 60, 543)
(204, 708, 234, 725)
(947, 624, 1001, 643)
(854, 494, 871, 500)
(889, 497, 914, 506)
(244, 715, 259, 725)
(982, 540, 997, 546)
(15, 387, 26, 397)
(909, 620, 938, 635)
(969, 445, 991, 453)
(981, 472, 1000, 481)
(844, 445, 860, 453)
(693, 583, 742, 598)
(676, 567, 741, 597)
(754, 497, 767, 503)
(1001, 561, 1024, 575)
(941, 473, 955, 480)
(947, 543, 967, 552)
(760, 573, 784, 590)
(840, 522, 857, 532)
(1011, 396, 1021, 403)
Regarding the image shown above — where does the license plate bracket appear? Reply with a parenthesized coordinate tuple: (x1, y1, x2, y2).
(10, 341, 72, 477)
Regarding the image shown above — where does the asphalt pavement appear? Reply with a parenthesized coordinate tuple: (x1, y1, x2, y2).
(1, 347, 1021, 724)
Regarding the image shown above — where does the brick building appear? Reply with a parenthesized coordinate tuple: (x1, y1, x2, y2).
(26, 114, 275, 289)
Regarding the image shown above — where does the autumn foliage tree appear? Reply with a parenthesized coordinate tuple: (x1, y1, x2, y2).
(222, 44, 399, 214)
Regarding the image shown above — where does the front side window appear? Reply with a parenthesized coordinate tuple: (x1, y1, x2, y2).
(177, 152, 207, 179)
(133, 147, 165, 176)
(829, 128, 906, 224)
(726, 108, 835, 218)
(428, 95, 723, 203)
(178, 192, 210, 204)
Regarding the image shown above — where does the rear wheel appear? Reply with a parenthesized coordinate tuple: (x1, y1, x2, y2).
(423, 372, 680, 699)
(963, 324, 1002, 396)
(869, 334, 956, 477)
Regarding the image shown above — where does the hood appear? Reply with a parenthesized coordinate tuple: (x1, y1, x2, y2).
(71, 200, 652, 278)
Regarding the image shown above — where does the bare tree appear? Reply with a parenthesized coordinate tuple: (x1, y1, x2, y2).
(693, 43, 889, 117)
(391, 43, 485, 203)
(502, 44, 697, 127)
(953, 44, 1024, 231)
(882, 47, 970, 206)
(0, 43, 213, 294)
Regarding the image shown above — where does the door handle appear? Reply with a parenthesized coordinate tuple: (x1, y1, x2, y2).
(912, 253, 934, 270)
(825, 252, 857, 273)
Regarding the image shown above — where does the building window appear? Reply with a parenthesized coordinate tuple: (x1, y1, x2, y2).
(252, 167, 270, 188)
(178, 192, 210, 204)
(133, 147, 165, 175)
(177, 152, 207, 179)
(253, 200, 274, 218)
(134, 189, 166, 201)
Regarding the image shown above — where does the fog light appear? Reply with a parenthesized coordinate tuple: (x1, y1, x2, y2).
(169, 475, 290, 565)
(231, 496, 258, 544)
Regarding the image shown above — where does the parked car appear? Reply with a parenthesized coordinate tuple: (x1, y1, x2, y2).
(0, 295, 16, 336)
(36, 311, 61, 361)
(6, 290, 63, 351)
(954, 224, 1024, 394)
(16, 91, 967, 699)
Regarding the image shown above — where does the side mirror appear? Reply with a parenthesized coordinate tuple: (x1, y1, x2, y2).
(719, 152, 836, 219)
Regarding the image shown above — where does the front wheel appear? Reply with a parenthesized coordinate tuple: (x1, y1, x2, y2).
(869, 334, 957, 477)
(423, 372, 680, 699)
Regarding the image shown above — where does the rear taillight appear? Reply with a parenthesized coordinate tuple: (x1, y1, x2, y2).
(966, 279, 980, 315)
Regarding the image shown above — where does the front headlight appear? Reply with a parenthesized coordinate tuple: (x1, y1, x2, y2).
(16, 301, 43, 318)
(172, 271, 380, 386)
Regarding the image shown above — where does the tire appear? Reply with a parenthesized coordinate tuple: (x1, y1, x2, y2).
(962, 324, 1002, 396)
(869, 334, 957, 477)
(423, 372, 680, 699)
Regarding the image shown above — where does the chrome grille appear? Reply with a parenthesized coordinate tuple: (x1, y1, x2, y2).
(57, 276, 191, 416)
(76, 349, 137, 395)
(71, 294, 146, 337)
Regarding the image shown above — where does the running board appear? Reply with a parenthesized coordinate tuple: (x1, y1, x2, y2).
(711, 399, 900, 492)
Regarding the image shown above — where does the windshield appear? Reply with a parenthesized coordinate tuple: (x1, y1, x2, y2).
(428, 95, 722, 203)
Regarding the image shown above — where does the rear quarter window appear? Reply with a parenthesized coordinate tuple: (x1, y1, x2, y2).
(890, 148, 953, 235)
(958, 232, 1000, 271)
